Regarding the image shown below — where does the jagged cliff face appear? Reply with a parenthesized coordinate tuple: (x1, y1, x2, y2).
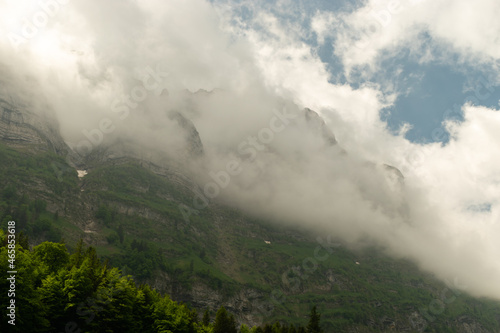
(0, 70, 407, 236)
(0, 99, 68, 154)
(73, 110, 205, 177)
(303, 107, 338, 147)
(0, 66, 68, 154)
(147, 271, 268, 327)
(168, 111, 204, 157)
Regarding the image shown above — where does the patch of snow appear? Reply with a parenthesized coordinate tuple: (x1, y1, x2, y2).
(77, 170, 88, 178)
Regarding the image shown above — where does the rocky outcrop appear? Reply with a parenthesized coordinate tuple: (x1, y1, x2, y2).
(0, 97, 68, 154)
(0, 64, 68, 154)
(168, 111, 204, 157)
(146, 273, 270, 327)
(71, 110, 204, 173)
(303, 107, 338, 147)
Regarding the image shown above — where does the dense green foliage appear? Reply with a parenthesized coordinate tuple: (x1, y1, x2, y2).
(0, 233, 319, 332)
(0, 235, 208, 332)
(213, 306, 237, 333)
(306, 306, 323, 333)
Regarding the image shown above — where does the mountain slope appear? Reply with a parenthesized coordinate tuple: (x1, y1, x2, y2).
(0, 84, 499, 332)
(1, 141, 500, 332)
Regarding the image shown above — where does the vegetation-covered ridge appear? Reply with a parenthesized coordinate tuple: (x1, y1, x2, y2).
(0, 234, 322, 332)
(1, 142, 500, 332)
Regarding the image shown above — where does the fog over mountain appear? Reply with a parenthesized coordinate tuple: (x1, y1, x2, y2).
(1, 0, 499, 301)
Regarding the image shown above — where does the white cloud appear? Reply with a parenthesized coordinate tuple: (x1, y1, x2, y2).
(325, 0, 500, 77)
(311, 11, 336, 45)
(1, 0, 500, 302)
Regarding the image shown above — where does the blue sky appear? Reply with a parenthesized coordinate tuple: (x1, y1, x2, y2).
(381, 62, 500, 143)
(213, 0, 500, 144)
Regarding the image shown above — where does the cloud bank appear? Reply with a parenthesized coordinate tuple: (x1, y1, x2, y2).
(0, 0, 499, 300)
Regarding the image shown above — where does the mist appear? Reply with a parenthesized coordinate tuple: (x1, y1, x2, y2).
(1, 0, 499, 301)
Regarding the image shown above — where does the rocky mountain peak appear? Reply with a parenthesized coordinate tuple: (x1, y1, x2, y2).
(303, 107, 338, 146)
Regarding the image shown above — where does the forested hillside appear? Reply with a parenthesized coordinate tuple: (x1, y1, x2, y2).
(0, 234, 321, 332)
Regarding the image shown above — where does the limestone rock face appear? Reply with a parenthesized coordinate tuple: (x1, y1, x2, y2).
(0, 97, 67, 154)
(303, 107, 338, 146)
(0, 65, 68, 154)
(168, 111, 204, 157)
(75, 110, 205, 172)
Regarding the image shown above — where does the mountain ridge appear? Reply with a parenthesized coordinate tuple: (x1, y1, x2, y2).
(0, 88, 499, 332)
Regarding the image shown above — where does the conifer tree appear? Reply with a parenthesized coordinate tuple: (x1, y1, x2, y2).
(213, 306, 237, 333)
(306, 306, 323, 333)
(202, 307, 211, 326)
